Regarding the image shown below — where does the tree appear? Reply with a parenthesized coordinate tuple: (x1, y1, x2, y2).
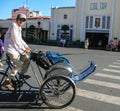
(61, 25, 69, 32)
(27, 25, 36, 43)
(61, 25, 69, 39)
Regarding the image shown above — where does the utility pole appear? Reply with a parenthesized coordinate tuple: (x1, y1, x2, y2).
(26, 0, 28, 42)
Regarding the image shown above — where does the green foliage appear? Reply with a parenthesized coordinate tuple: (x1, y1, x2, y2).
(75, 40, 80, 46)
(27, 25, 36, 37)
(61, 25, 69, 31)
(26, 25, 36, 43)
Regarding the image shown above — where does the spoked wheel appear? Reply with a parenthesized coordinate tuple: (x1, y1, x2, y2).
(40, 75, 76, 109)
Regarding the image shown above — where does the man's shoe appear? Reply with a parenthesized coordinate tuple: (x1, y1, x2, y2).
(20, 75, 31, 79)
(10, 69, 18, 76)
(4, 80, 14, 90)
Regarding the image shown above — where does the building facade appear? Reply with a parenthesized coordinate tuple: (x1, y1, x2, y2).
(0, 6, 50, 43)
(12, 5, 42, 18)
(50, 7, 75, 41)
(50, 0, 120, 48)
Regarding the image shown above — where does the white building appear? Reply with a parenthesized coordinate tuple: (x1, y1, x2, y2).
(50, 0, 120, 48)
(0, 6, 50, 42)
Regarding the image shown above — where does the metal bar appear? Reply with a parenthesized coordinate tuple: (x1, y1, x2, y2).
(30, 64, 41, 88)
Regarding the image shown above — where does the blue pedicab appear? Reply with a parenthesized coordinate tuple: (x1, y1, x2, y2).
(0, 50, 96, 109)
(41, 50, 96, 83)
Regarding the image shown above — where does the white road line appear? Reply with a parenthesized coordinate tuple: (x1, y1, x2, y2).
(83, 79, 120, 89)
(103, 68, 120, 73)
(109, 65, 120, 68)
(95, 73, 120, 80)
(45, 106, 83, 111)
(76, 88, 120, 105)
(113, 62, 120, 65)
(117, 60, 120, 62)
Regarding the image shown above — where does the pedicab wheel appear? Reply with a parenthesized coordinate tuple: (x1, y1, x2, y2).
(40, 75, 76, 109)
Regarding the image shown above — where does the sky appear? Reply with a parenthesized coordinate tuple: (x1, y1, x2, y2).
(0, 0, 75, 19)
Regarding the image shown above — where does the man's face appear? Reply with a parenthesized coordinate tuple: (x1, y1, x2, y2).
(17, 18, 26, 26)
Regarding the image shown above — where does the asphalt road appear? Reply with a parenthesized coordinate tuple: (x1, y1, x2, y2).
(0, 45, 120, 111)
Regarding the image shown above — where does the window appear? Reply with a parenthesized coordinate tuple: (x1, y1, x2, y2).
(102, 16, 106, 29)
(85, 16, 89, 28)
(85, 15, 110, 30)
(64, 14, 67, 19)
(95, 18, 101, 28)
(107, 16, 110, 29)
(57, 25, 60, 28)
(90, 16, 93, 28)
(71, 25, 73, 28)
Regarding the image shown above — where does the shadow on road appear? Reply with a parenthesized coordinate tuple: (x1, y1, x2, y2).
(0, 93, 53, 109)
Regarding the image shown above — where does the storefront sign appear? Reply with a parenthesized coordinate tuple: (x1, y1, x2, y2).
(90, 2, 107, 10)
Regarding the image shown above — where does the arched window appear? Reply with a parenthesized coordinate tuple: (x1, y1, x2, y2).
(61, 25, 69, 32)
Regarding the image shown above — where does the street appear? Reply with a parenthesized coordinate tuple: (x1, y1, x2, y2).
(0, 45, 120, 111)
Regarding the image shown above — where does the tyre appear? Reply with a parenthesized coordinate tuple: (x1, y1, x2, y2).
(40, 75, 76, 108)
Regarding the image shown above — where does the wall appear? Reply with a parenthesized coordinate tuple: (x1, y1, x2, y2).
(51, 7, 75, 40)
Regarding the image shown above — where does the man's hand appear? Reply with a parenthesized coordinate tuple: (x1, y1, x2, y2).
(25, 47, 31, 53)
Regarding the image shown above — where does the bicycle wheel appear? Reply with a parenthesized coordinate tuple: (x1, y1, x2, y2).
(40, 75, 76, 109)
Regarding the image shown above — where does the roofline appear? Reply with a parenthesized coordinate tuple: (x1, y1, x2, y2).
(52, 6, 75, 9)
(7, 16, 51, 20)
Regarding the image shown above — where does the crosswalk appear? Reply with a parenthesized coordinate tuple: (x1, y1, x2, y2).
(48, 59, 120, 111)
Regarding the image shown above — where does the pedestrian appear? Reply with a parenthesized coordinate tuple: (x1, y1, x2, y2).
(1, 32, 5, 43)
(0, 38, 4, 66)
(60, 38, 66, 47)
(84, 38, 89, 49)
(113, 38, 118, 51)
(4, 13, 31, 90)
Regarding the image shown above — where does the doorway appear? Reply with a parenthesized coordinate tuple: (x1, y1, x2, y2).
(86, 32, 109, 49)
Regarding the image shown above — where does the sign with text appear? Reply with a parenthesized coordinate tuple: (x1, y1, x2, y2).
(85, 0, 112, 15)
(90, 2, 107, 10)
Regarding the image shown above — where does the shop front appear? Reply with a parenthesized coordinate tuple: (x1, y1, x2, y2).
(86, 32, 109, 49)
(82, 0, 113, 49)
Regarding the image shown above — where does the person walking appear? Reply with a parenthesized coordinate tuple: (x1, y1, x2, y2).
(0, 38, 4, 66)
(84, 38, 89, 49)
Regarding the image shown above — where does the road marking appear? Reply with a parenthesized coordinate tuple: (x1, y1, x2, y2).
(45, 106, 83, 111)
(113, 62, 120, 65)
(76, 88, 120, 105)
(95, 73, 120, 80)
(117, 60, 120, 62)
(83, 79, 120, 89)
(109, 65, 120, 68)
(103, 68, 120, 73)
(35, 58, 120, 109)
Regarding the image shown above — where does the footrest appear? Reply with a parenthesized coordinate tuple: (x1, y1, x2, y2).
(71, 61, 96, 83)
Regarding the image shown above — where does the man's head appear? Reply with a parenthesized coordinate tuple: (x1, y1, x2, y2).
(16, 13, 26, 26)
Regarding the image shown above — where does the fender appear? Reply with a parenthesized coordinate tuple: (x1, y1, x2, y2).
(45, 62, 73, 78)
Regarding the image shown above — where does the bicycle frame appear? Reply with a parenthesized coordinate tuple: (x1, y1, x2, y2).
(0, 58, 44, 92)
(0, 50, 96, 108)
(0, 57, 76, 108)
(0, 57, 75, 92)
